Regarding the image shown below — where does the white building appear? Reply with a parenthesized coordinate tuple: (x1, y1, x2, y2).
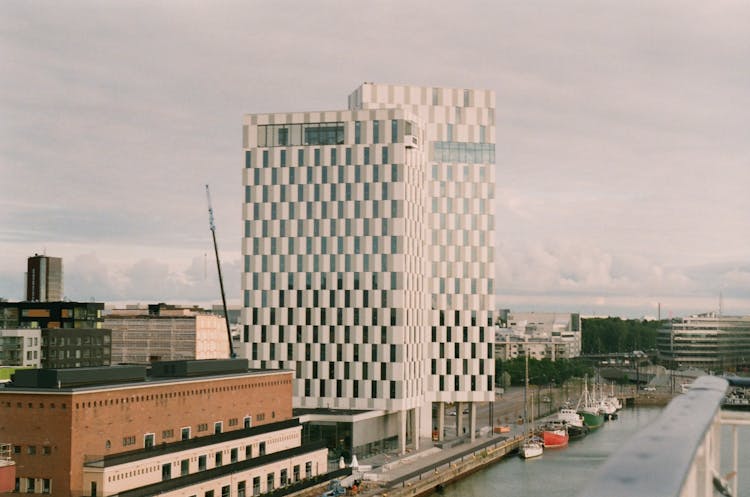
(657, 313, 750, 371)
(495, 311, 582, 361)
(240, 83, 495, 453)
(0, 328, 42, 367)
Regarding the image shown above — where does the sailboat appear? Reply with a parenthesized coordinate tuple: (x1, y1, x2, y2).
(519, 353, 543, 459)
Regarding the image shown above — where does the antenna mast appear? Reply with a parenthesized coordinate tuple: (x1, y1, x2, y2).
(205, 185, 235, 358)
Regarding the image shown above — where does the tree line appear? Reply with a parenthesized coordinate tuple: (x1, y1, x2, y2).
(496, 357, 594, 387)
(580, 317, 661, 354)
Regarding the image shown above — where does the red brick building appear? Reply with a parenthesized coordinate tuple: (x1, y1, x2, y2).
(0, 360, 327, 497)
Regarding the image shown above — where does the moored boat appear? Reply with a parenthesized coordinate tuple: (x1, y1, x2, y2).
(520, 436, 544, 459)
(541, 421, 569, 448)
(578, 376, 605, 430)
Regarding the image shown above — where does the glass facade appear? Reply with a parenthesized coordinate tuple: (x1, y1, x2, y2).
(257, 122, 345, 147)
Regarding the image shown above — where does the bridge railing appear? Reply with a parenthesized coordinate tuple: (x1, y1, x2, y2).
(579, 375, 746, 497)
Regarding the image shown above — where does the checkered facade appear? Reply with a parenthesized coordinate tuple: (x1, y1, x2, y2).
(241, 84, 495, 415)
(351, 85, 496, 404)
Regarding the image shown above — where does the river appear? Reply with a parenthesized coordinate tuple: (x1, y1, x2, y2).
(437, 406, 750, 497)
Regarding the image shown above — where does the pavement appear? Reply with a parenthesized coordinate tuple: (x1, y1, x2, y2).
(353, 428, 523, 487)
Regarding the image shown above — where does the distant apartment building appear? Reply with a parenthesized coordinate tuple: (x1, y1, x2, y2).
(495, 312, 582, 361)
(25, 254, 63, 302)
(0, 328, 111, 369)
(0, 329, 41, 367)
(657, 313, 750, 371)
(0, 301, 104, 330)
(241, 83, 496, 453)
(0, 359, 328, 497)
(105, 303, 230, 364)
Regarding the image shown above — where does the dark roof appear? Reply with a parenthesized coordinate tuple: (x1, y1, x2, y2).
(5, 359, 270, 390)
(86, 418, 301, 467)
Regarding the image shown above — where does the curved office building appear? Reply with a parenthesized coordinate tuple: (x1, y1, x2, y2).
(657, 313, 750, 371)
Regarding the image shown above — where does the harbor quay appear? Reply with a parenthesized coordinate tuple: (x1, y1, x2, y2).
(290, 385, 672, 497)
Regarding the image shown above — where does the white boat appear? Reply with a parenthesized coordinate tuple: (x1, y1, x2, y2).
(520, 353, 543, 459)
(520, 437, 544, 459)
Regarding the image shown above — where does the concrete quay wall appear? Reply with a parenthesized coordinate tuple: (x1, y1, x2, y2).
(376, 436, 523, 497)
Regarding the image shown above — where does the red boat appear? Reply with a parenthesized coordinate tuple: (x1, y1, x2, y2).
(541, 423, 569, 448)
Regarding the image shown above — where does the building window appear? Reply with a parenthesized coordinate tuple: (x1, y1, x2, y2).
(246, 444, 252, 458)
(354, 121, 361, 144)
(238, 481, 246, 497)
(27, 478, 35, 493)
(144, 433, 155, 448)
(161, 463, 171, 481)
(221, 486, 230, 497)
(27, 445, 36, 455)
(214, 421, 223, 434)
(280, 468, 288, 486)
(267, 473, 275, 492)
(198, 455, 207, 471)
(244, 416, 252, 429)
(253, 477, 261, 496)
(259, 442, 266, 456)
(305, 462, 312, 478)
(181, 427, 191, 440)
(205, 491, 214, 497)
(231, 448, 238, 463)
(215, 451, 223, 467)
(42, 479, 51, 494)
(293, 465, 301, 482)
(181, 459, 189, 476)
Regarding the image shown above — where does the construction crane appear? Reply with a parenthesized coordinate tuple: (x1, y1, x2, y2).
(205, 184, 235, 358)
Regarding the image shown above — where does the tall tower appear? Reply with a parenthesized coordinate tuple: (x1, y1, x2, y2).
(25, 254, 63, 302)
(240, 84, 495, 450)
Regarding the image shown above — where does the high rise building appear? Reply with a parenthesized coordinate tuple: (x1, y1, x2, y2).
(25, 254, 63, 302)
(240, 83, 495, 454)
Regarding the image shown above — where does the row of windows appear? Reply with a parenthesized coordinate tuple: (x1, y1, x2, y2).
(248, 304, 402, 327)
(436, 375, 494, 392)
(187, 461, 314, 497)
(246, 218, 395, 242)
(13, 477, 51, 494)
(431, 358, 493, 375)
(70, 379, 290, 409)
(3, 401, 66, 409)
(256, 119, 408, 149)
(12, 445, 51, 455)
(248, 145, 390, 169)
(433, 141, 495, 164)
(302, 378, 399, 399)
(258, 122, 345, 147)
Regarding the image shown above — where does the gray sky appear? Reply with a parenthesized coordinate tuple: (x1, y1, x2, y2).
(1, 1, 748, 318)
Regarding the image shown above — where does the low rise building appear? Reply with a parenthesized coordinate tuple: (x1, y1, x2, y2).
(105, 304, 230, 364)
(0, 329, 41, 367)
(0, 359, 327, 497)
(495, 312, 581, 361)
(657, 313, 750, 371)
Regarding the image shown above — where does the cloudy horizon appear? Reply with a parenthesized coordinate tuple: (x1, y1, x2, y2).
(2, 1, 748, 319)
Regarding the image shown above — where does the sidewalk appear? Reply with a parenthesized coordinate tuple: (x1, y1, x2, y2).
(355, 429, 521, 487)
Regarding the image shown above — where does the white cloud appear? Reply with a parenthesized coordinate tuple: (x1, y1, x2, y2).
(1, 1, 749, 318)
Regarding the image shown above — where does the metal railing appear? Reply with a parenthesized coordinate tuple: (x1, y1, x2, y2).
(579, 375, 748, 497)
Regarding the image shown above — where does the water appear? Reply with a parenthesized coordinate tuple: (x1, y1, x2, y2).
(438, 406, 750, 497)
